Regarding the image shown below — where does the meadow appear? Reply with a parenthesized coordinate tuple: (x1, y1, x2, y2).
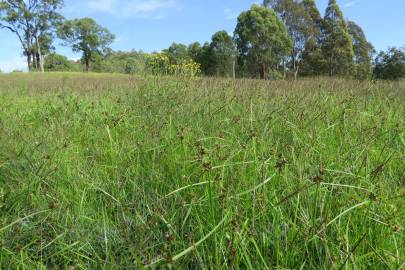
(0, 73, 404, 269)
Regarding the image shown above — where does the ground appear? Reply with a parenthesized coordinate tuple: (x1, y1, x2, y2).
(0, 73, 404, 269)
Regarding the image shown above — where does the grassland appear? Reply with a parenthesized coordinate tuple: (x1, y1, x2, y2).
(0, 73, 404, 269)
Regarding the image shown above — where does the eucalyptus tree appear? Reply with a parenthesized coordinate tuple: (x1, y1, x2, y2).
(348, 21, 374, 79)
(322, 0, 354, 76)
(300, 0, 325, 76)
(262, 0, 271, 7)
(234, 4, 292, 79)
(209, 30, 237, 78)
(0, 0, 64, 71)
(57, 18, 115, 72)
(165, 43, 188, 65)
(374, 47, 405, 80)
(265, 0, 316, 79)
(187, 42, 217, 76)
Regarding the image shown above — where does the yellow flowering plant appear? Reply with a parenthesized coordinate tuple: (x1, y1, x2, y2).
(147, 53, 201, 77)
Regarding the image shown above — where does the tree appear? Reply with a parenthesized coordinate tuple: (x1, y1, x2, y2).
(188, 42, 210, 75)
(374, 47, 405, 80)
(188, 42, 203, 63)
(234, 4, 292, 79)
(347, 21, 374, 79)
(262, 0, 271, 6)
(57, 18, 115, 72)
(32, 33, 53, 71)
(300, 0, 325, 76)
(209, 31, 237, 78)
(322, 0, 354, 76)
(265, 0, 316, 79)
(0, 0, 64, 71)
(165, 43, 188, 65)
(32, 2, 64, 72)
(302, 0, 324, 33)
(188, 42, 216, 76)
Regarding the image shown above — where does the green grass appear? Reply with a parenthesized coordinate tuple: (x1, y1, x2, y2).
(0, 73, 404, 269)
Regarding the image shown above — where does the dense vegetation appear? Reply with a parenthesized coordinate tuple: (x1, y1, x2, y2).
(0, 73, 404, 268)
(1, 0, 405, 79)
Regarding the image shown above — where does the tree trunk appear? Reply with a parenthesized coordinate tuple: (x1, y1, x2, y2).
(35, 52, 45, 73)
(33, 53, 38, 70)
(292, 52, 298, 81)
(232, 60, 236, 79)
(283, 58, 286, 79)
(260, 62, 266, 79)
(35, 34, 45, 73)
(85, 58, 90, 72)
(26, 52, 33, 72)
(294, 65, 299, 81)
(39, 54, 44, 73)
(27, 30, 33, 72)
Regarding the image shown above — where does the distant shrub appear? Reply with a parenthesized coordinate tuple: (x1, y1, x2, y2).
(268, 70, 283, 80)
(91, 50, 147, 74)
(169, 58, 201, 77)
(146, 53, 170, 75)
(147, 53, 201, 77)
(44, 53, 80, 72)
(354, 63, 373, 80)
(374, 47, 405, 80)
(124, 58, 140, 75)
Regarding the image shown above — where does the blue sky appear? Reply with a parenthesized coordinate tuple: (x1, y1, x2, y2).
(1, 0, 404, 72)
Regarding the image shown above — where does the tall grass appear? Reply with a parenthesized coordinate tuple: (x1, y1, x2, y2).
(0, 73, 404, 269)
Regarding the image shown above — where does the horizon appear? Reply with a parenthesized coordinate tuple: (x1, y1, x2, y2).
(1, 0, 404, 72)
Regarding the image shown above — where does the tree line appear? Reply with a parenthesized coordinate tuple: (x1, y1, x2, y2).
(1, 0, 404, 80)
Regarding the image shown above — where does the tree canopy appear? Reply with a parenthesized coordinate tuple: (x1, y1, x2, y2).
(322, 0, 354, 76)
(374, 47, 405, 80)
(348, 21, 374, 78)
(268, 0, 319, 79)
(164, 43, 189, 65)
(209, 30, 237, 77)
(0, 0, 64, 71)
(234, 4, 292, 79)
(57, 17, 114, 71)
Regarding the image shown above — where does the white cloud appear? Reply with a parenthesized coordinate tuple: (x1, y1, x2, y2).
(86, 0, 179, 18)
(344, 1, 358, 8)
(224, 8, 239, 20)
(0, 57, 27, 73)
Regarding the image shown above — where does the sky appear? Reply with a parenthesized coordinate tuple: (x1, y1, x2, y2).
(1, 0, 404, 72)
